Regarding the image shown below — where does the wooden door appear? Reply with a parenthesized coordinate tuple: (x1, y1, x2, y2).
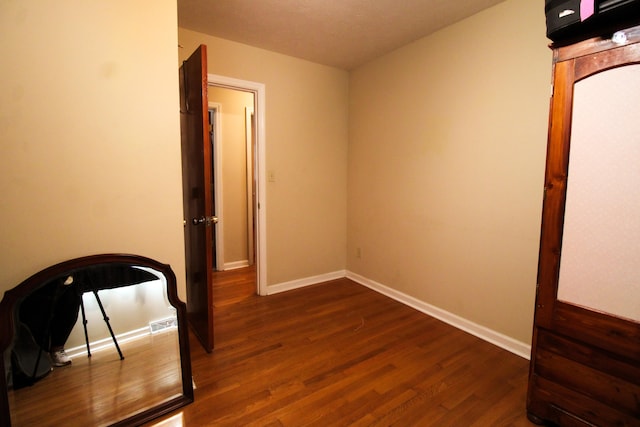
(527, 27, 640, 426)
(179, 45, 215, 353)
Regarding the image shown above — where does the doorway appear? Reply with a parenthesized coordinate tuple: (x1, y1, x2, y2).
(208, 74, 267, 296)
(208, 89, 255, 272)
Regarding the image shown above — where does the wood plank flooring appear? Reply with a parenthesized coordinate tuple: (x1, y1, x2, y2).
(150, 267, 536, 426)
(9, 328, 182, 426)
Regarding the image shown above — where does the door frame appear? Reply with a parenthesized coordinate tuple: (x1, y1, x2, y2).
(208, 73, 267, 296)
(245, 106, 255, 267)
(208, 102, 224, 272)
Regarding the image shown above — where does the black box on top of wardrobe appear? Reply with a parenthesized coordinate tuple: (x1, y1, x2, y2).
(546, 0, 640, 44)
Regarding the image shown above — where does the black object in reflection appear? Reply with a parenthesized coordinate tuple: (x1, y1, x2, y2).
(13, 276, 80, 388)
(72, 264, 158, 292)
(12, 265, 159, 388)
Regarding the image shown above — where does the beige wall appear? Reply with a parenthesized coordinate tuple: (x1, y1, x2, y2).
(347, 0, 551, 343)
(179, 29, 350, 286)
(0, 1, 186, 299)
(208, 86, 254, 266)
(0, 0, 551, 348)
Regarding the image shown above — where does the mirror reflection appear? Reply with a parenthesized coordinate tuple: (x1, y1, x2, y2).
(1, 255, 193, 427)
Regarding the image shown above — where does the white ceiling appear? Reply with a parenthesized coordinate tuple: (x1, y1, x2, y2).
(177, 0, 506, 70)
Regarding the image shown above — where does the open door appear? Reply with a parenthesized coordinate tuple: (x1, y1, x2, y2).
(179, 45, 215, 353)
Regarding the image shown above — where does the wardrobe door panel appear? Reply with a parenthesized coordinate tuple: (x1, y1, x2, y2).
(557, 64, 640, 323)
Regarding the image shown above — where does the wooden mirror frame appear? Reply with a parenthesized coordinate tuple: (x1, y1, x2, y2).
(0, 254, 194, 427)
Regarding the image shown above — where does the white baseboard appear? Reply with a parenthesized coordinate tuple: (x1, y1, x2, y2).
(66, 326, 150, 358)
(346, 271, 531, 360)
(256, 268, 531, 359)
(267, 270, 347, 295)
(224, 260, 250, 270)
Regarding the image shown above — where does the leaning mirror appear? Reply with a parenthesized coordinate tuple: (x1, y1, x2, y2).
(0, 254, 193, 426)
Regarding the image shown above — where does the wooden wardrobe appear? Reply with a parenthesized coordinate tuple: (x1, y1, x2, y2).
(527, 25, 640, 426)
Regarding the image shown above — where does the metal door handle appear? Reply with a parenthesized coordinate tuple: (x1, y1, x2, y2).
(192, 216, 218, 226)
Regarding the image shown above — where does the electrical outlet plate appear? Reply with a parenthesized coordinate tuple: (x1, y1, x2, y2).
(149, 316, 178, 334)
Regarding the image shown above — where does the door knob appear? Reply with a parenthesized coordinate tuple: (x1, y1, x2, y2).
(192, 216, 218, 226)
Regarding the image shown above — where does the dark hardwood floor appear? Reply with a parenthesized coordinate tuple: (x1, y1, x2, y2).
(150, 266, 536, 426)
(9, 327, 182, 426)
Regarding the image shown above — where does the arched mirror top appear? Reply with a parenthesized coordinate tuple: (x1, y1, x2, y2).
(0, 254, 193, 427)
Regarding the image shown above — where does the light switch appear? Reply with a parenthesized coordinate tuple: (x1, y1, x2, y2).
(268, 170, 276, 182)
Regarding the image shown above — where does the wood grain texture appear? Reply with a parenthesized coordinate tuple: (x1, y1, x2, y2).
(180, 44, 215, 353)
(528, 25, 640, 427)
(148, 267, 535, 426)
(9, 330, 183, 426)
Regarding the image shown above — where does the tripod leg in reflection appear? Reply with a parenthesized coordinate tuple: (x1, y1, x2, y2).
(91, 290, 124, 360)
(79, 296, 92, 357)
